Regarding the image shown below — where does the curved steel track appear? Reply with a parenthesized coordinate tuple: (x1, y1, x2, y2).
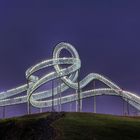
(0, 42, 140, 112)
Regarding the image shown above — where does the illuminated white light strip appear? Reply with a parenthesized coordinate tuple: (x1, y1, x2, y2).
(0, 42, 140, 112)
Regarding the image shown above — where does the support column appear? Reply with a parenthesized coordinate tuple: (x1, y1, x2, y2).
(93, 81, 96, 113)
(76, 89, 78, 112)
(123, 97, 128, 116)
(122, 96, 130, 116)
(70, 101, 72, 112)
(56, 79, 59, 112)
(27, 101, 31, 115)
(127, 99, 130, 116)
(80, 89, 82, 112)
(52, 80, 55, 112)
(27, 80, 31, 115)
(77, 70, 81, 112)
(39, 107, 43, 113)
(59, 80, 62, 112)
(122, 97, 124, 116)
(3, 106, 5, 119)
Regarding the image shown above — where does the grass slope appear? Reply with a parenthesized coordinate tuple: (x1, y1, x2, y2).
(0, 112, 140, 140)
(53, 113, 140, 140)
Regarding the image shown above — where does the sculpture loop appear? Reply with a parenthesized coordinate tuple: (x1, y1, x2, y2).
(0, 42, 140, 112)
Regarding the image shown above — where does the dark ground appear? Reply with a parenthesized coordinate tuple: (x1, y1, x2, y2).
(0, 112, 65, 140)
(0, 112, 140, 140)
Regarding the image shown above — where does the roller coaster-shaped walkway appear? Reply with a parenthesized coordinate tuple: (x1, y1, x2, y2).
(0, 42, 140, 114)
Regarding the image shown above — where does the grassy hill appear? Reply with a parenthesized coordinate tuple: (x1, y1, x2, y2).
(0, 112, 140, 140)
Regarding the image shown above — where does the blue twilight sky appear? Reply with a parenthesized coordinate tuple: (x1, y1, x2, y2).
(0, 0, 140, 117)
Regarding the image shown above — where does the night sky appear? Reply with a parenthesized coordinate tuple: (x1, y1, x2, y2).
(0, 0, 140, 117)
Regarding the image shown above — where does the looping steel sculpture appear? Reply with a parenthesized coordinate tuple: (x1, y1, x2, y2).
(0, 42, 140, 112)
